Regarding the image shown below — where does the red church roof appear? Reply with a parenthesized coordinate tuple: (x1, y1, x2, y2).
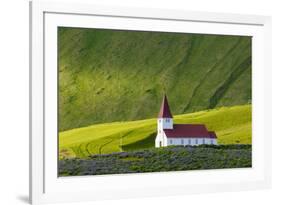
(164, 124, 216, 138)
(208, 131, 217, 139)
(158, 94, 173, 118)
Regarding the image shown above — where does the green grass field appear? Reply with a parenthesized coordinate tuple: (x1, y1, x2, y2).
(59, 104, 251, 159)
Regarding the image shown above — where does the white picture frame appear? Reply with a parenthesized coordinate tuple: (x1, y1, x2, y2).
(29, 0, 272, 204)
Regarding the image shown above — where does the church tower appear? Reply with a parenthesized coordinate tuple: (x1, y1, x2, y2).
(157, 94, 173, 133)
(155, 94, 173, 147)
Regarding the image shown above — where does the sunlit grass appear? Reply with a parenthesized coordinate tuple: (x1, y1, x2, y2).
(59, 104, 251, 158)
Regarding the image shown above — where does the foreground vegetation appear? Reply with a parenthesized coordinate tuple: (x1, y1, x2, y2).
(59, 105, 252, 158)
(59, 28, 251, 131)
(59, 145, 252, 176)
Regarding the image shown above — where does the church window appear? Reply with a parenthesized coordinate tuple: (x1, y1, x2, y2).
(188, 139, 191, 144)
(202, 139, 205, 144)
(181, 139, 184, 145)
(195, 139, 198, 144)
(170, 139, 173, 144)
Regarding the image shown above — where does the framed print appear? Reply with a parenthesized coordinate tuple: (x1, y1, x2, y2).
(29, 0, 272, 204)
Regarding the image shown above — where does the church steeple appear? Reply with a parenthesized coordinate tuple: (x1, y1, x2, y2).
(158, 94, 173, 118)
(157, 94, 173, 130)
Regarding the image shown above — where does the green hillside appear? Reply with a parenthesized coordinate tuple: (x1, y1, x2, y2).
(58, 28, 252, 131)
(59, 105, 252, 159)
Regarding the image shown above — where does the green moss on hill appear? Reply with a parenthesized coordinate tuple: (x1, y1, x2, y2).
(59, 28, 251, 131)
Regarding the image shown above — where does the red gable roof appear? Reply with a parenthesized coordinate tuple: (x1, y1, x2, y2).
(164, 124, 213, 138)
(158, 94, 173, 118)
(208, 131, 217, 139)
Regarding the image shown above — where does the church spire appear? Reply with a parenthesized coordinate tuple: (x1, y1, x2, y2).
(158, 94, 173, 118)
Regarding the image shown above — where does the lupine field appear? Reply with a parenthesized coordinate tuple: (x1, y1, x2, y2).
(59, 145, 251, 176)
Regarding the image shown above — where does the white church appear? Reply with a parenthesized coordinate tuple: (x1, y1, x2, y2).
(155, 95, 218, 147)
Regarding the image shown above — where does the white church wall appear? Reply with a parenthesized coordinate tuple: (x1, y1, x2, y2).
(155, 133, 169, 147)
(163, 133, 168, 147)
(212, 139, 218, 145)
(155, 134, 162, 147)
(155, 135, 160, 147)
(166, 138, 216, 146)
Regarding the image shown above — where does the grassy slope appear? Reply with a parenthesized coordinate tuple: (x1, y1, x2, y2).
(59, 28, 252, 131)
(59, 104, 251, 158)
